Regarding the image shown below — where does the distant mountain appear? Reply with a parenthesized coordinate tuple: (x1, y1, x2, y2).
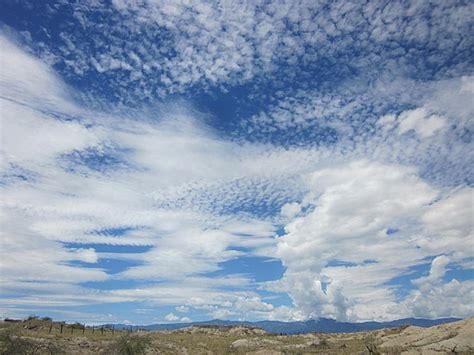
(108, 317, 461, 335)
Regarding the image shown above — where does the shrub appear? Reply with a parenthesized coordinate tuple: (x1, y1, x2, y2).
(0, 328, 62, 355)
(108, 334, 152, 355)
(0, 329, 36, 354)
(365, 342, 381, 355)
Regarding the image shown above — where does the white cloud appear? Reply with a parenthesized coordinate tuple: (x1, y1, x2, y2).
(0, 33, 75, 110)
(268, 160, 471, 321)
(164, 313, 179, 322)
(1, 23, 472, 324)
(397, 108, 446, 138)
(0, 34, 294, 322)
(211, 308, 236, 320)
(412, 255, 450, 292)
(401, 279, 474, 319)
(461, 76, 474, 93)
(0, 100, 101, 171)
(12, 0, 470, 103)
(266, 306, 306, 322)
(280, 202, 301, 221)
(71, 248, 99, 264)
(175, 306, 189, 313)
(420, 187, 473, 260)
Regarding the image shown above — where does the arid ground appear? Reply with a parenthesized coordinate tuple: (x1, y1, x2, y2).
(1, 317, 472, 354)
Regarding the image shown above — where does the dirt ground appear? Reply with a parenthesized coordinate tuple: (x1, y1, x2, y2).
(1, 317, 472, 354)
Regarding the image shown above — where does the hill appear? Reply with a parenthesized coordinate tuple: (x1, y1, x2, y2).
(0, 316, 472, 354)
(111, 316, 461, 334)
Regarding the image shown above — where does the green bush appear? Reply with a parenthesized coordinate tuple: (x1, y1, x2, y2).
(108, 334, 151, 355)
(0, 328, 62, 355)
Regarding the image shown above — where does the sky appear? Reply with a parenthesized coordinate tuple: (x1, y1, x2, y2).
(0, 0, 473, 325)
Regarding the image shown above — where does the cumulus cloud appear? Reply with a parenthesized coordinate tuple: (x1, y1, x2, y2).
(280, 202, 301, 222)
(402, 279, 474, 319)
(164, 313, 179, 322)
(267, 160, 472, 321)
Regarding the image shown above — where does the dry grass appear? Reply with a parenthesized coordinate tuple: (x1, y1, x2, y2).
(1, 317, 472, 354)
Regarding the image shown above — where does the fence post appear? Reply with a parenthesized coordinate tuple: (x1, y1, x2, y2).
(92, 326, 94, 334)
(112, 325, 115, 334)
(60, 323, 63, 334)
(101, 326, 104, 335)
(49, 324, 52, 334)
(83, 324, 85, 334)
(71, 325, 74, 334)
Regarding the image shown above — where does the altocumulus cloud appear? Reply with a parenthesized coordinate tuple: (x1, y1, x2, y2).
(0, 0, 473, 323)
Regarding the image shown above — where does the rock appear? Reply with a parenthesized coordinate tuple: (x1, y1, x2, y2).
(231, 338, 255, 348)
(229, 326, 266, 336)
(380, 317, 474, 354)
(231, 337, 279, 348)
(306, 338, 321, 347)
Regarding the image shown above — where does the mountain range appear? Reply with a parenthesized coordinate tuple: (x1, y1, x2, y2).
(109, 317, 461, 335)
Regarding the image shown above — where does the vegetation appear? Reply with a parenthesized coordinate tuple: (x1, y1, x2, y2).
(0, 317, 472, 354)
(0, 328, 61, 355)
(107, 334, 151, 355)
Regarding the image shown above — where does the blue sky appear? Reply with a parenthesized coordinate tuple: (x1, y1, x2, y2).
(0, 0, 473, 324)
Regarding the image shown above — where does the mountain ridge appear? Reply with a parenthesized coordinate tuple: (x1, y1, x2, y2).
(108, 316, 461, 335)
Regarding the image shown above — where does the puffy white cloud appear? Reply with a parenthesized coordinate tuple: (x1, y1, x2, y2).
(402, 279, 474, 319)
(425, 255, 450, 281)
(268, 160, 473, 321)
(211, 308, 236, 320)
(266, 306, 306, 322)
(175, 306, 189, 313)
(419, 187, 473, 261)
(411, 255, 452, 294)
(279, 160, 436, 267)
(267, 272, 350, 321)
(280, 202, 301, 221)
(164, 313, 179, 322)
(207, 297, 277, 321)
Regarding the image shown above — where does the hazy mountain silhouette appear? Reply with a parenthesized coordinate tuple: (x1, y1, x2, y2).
(109, 317, 461, 334)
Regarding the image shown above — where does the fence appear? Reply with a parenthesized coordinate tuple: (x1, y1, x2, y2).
(44, 323, 144, 335)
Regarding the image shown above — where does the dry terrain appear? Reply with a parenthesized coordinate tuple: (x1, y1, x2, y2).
(0, 317, 472, 354)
